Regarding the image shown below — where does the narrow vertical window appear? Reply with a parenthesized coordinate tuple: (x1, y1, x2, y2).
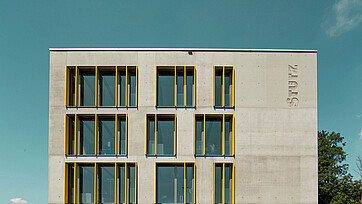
(146, 114, 176, 156)
(195, 114, 234, 156)
(214, 163, 234, 204)
(156, 163, 195, 204)
(118, 66, 138, 107)
(214, 66, 234, 108)
(98, 165, 115, 203)
(65, 163, 74, 204)
(78, 115, 95, 155)
(66, 66, 76, 106)
(156, 66, 195, 107)
(128, 67, 137, 107)
(78, 165, 94, 203)
(79, 67, 95, 106)
(99, 67, 115, 106)
(118, 163, 137, 204)
(118, 115, 127, 155)
(67, 115, 76, 155)
(98, 115, 115, 155)
(118, 67, 127, 107)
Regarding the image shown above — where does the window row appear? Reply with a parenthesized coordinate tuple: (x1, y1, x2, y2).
(64, 162, 234, 204)
(66, 66, 137, 107)
(65, 114, 234, 157)
(65, 65, 234, 108)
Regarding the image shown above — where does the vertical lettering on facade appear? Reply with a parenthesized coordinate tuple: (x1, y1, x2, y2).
(286, 64, 299, 107)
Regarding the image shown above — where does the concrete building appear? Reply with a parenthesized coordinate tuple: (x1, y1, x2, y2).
(49, 48, 318, 204)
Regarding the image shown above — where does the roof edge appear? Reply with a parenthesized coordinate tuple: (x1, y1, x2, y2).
(49, 48, 318, 53)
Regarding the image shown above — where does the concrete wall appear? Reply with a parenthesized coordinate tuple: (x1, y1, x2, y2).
(49, 50, 317, 204)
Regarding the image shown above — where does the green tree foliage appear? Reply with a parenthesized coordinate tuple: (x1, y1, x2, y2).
(318, 130, 362, 204)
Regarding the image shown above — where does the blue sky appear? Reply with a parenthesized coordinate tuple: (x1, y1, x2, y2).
(0, 0, 361, 203)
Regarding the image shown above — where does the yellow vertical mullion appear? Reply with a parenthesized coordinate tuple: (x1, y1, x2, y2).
(155, 66, 157, 106)
(125, 163, 128, 203)
(95, 66, 98, 106)
(232, 164, 235, 204)
(174, 114, 177, 155)
(154, 163, 157, 204)
(193, 114, 196, 155)
(126, 66, 128, 107)
(222, 115, 225, 156)
(94, 163, 97, 203)
(75, 114, 78, 155)
(115, 114, 118, 155)
(222, 66, 225, 107)
(232, 115, 235, 156)
(115, 66, 118, 106)
(193, 67, 196, 107)
(193, 163, 196, 204)
(65, 66, 69, 106)
(136, 66, 138, 106)
(174, 66, 177, 107)
(203, 114, 206, 156)
(64, 163, 68, 203)
(145, 115, 148, 155)
(184, 66, 186, 106)
(213, 163, 215, 204)
(126, 114, 128, 155)
(213, 66, 215, 107)
(74, 163, 77, 204)
(64, 115, 68, 155)
(222, 163, 225, 204)
(75, 66, 79, 106)
(232, 66, 235, 107)
(135, 163, 137, 203)
(184, 163, 186, 204)
(115, 163, 118, 203)
(155, 114, 158, 155)
(95, 114, 98, 155)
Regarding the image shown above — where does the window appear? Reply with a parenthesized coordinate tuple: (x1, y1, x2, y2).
(65, 163, 137, 204)
(214, 66, 234, 108)
(194, 114, 234, 156)
(65, 114, 127, 156)
(213, 163, 234, 204)
(65, 66, 138, 107)
(145, 114, 176, 156)
(155, 163, 195, 204)
(156, 66, 195, 107)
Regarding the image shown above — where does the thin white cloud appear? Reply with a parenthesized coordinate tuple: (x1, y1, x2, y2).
(327, 0, 362, 37)
(356, 114, 362, 118)
(359, 126, 362, 139)
(10, 198, 28, 204)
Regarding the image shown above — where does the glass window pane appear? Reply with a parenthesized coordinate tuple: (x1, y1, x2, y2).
(68, 68, 76, 106)
(119, 69, 126, 106)
(158, 70, 175, 106)
(224, 119, 231, 156)
(68, 116, 75, 155)
(224, 165, 232, 204)
(176, 166, 184, 203)
(120, 118, 127, 155)
(79, 165, 94, 203)
(99, 165, 115, 203)
(195, 119, 203, 155)
(100, 70, 115, 106)
(99, 119, 115, 155)
(186, 166, 194, 203)
(147, 118, 155, 155)
(224, 71, 231, 107)
(157, 166, 175, 203)
(79, 118, 95, 155)
(186, 70, 194, 107)
(119, 165, 125, 203)
(214, 71, 222, 107)
(79, 69, 95, 106)
(157, 118, 174, 155)
(67, 164, 74, 203)
(129, 166, 136, 203)
(214, 165, 222, 204)
(205, 118, 222, 155)
(128, 69, 137, 107)
(177, 71, 184, 106)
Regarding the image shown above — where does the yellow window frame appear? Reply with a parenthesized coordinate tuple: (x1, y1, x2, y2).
(154, 162, 196, 204)
(213, 163, 235, 204)
(213, 66, 235, 108)
(194, 114, 235, 156)
(145, 114, 177, 156)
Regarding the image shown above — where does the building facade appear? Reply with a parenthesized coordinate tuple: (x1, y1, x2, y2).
(49, 48, 318, 204)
